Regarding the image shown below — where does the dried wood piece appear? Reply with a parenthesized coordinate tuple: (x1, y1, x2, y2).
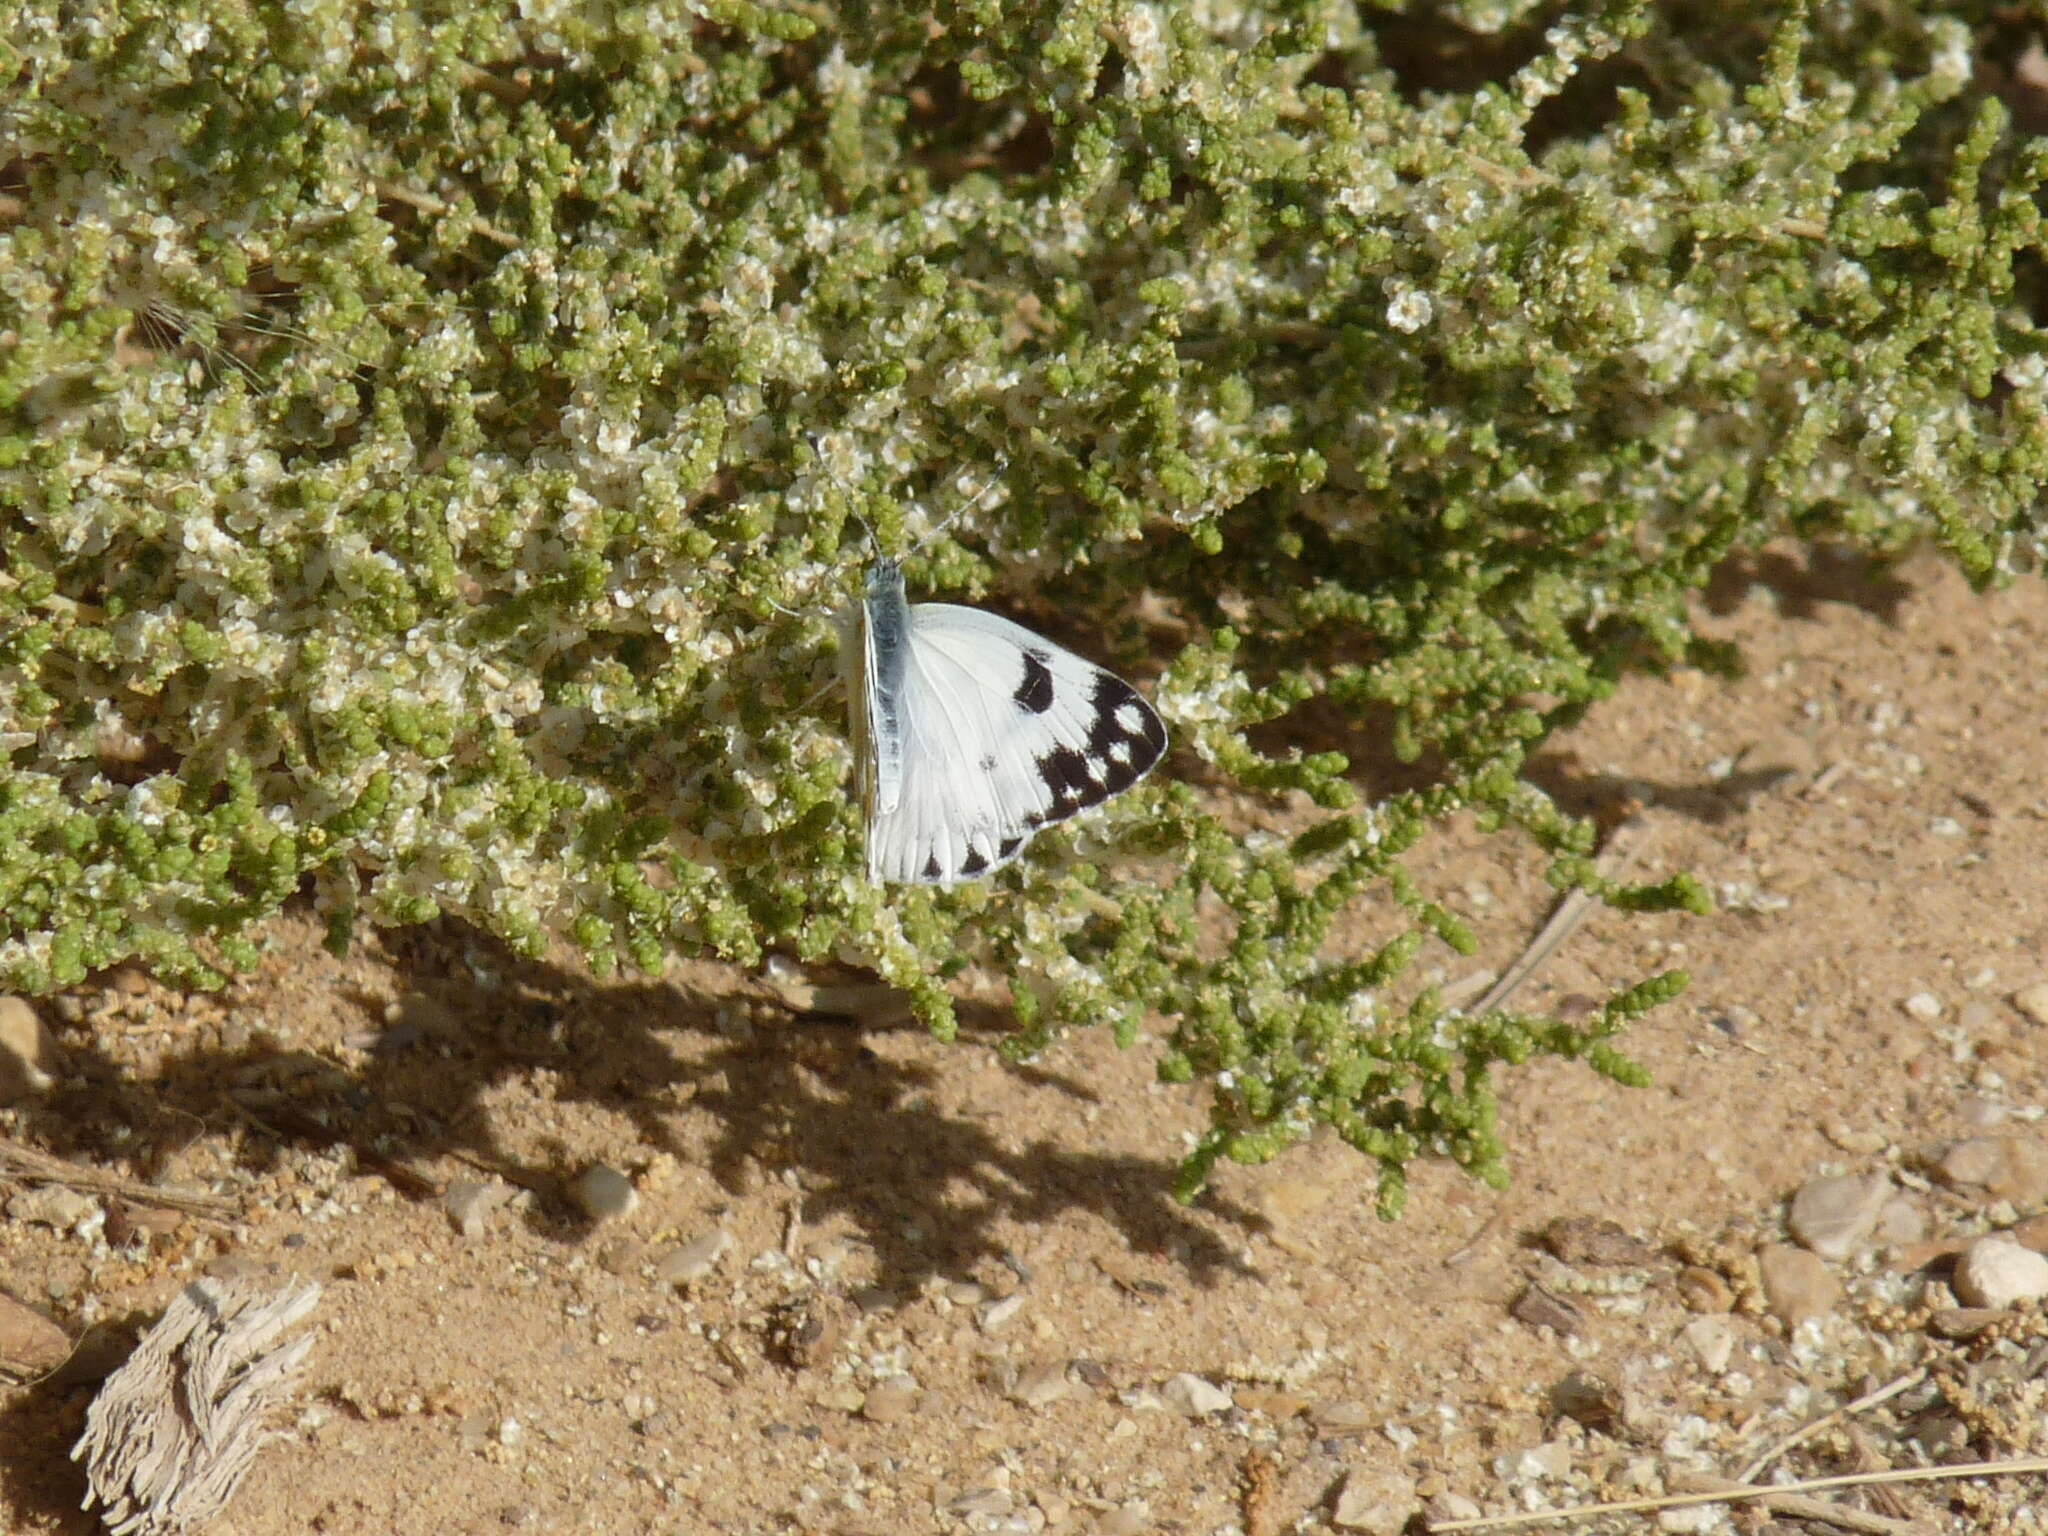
(73, 1277, 321, 1536)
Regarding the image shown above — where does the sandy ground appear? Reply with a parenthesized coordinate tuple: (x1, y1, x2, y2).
(7, 546, 2048, 1535)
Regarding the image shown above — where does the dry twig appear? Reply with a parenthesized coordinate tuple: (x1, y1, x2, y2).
(0, 1137, 232, 1219)
(1426, 1456, 2048, 1533)
(1471, 814, 1653, 1015)
(1733, 1367, 1930, 1484)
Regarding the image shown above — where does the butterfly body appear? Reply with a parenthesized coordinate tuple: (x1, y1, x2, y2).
(853, 559, 1167, 885)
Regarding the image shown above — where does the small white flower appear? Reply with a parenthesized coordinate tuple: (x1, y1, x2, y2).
(1385, 284, 1434, 334)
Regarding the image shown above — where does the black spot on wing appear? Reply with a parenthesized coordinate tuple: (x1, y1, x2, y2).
(960, 845, 989, 877)
(922, 853, 942, 881)
(1038, 744, 1103, 821)
(1013, 649, 1055, 714)
(1084, 672, 1168, 791)
(997, 835, 1023, 860)
(1030, 670, 1167, 826)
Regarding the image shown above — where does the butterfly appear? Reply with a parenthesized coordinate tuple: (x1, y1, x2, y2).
(850, 558, 1169, 885)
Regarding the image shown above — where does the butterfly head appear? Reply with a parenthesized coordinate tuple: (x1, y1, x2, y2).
(864, 558, 907, 605)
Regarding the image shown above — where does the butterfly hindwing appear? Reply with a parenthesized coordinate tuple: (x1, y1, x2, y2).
(858, 567, 1167, 885)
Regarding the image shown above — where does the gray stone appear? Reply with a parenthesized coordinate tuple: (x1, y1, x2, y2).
(1011, 1360, 1075, 1407)
(443, 1180, 508, 1240)
(568, 1165, 637, 1222)
(1158, 1372, 1231, 1416)
(1787, 1172, 1891, 1260)
(1331, 1466, 1417, 1534)
(656, 1229, 730, 1285)
(1757, 1243, 1839, 1328)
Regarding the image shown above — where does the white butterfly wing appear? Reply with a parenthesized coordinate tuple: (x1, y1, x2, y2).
(865, 602, 1168, 885)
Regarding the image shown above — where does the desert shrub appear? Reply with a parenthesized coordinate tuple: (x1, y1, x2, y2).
(2, 0, 2041, 1208)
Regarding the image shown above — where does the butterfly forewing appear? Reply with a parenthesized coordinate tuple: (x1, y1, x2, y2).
(857, 570, 1167, 885)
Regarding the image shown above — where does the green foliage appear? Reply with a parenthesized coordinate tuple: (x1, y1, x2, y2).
(3, 0, 2042, 1199)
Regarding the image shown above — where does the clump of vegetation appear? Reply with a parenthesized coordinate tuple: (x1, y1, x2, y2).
(2, 0, 2041, 1208)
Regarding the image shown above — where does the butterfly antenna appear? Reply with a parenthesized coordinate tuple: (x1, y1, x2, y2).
(905, 459, 1010, 565)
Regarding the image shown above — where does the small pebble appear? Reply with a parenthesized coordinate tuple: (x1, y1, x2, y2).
(1934, 1136, 2048, 1205)
(0, 996, 64, 1105)
(1311, 1400, 1374, 1436)
(443, 1180, 508, 1241)
(1657, 1506, 1724, 1534)
(1330, 1466, 1417, 1534)
(2011, 982, 2048, 1028)
(1681, 1315, 1737, 1374)
(1509, 1441, 1573, 1481)
(1787, 1172, 1891, 1261)
(1158, 1372, 1232, 1417)
(1903, 992, 1943, 1022)
(1070, 1359, 1113, 1391)
(1757, 1243, 1839, 1328)
(568, 1165, 637, 1223)
(1236, 1385, 1307, 1420)
(1821, 1121, 1888, 1156)
(1095, 1506, 1148, 1536)
(1888, 1235, 1974, 1274)
(1424, 1493, 1483, 1526)
(861, 1376, 920, 1421)
(1510, 1284, 1583, 1335)
(1550, 1372, 1623, 1434)
(1929, 1306, 2006, 1340)
(1011, 1360, 1075, 1407)
(946, 1486, 1014, 1520)
(1873, 1195, 1928, 1247)
(0, 1292, 70, 1375)
(1719, 1004, 1761, 1035)
(1953, 1237, 2048, 1309)
(978, 1294, 1026, 1333)
(6, 1187, 97, 1232)
(1937, 1137, 2006, 1189)
(1542, 1215, 1654, 1267)
(656, 1229, 730, 1285)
